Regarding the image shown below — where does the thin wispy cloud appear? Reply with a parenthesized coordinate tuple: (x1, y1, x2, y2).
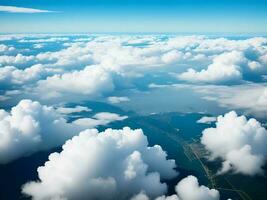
(0, 5, 54, 13)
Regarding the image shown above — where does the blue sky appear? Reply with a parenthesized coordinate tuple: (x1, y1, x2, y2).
(0, 0, 267, 33)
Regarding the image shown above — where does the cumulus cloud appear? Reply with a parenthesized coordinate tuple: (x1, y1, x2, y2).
(174, 176, 219, 200)
(73, 112, 128, 128)
(22, 127, 178, 200)
(0, 54, 35, 66)
(108, 96, 130, 104)
(161, 50, 183, 64)
(0, 64, 54, 86)
(56, 106, 92, 115)
(178, 51, 246, 84)
(1, 35, 266, 95)
(201, 111, 267, 175)
(36, 65, 114, 99)
(0, 44, 15, 52)
(133, 175, 220, 200)
(0, 5, 53, 13)
(36, 44, 92, 68)
(197, 116, 217, 124)
(32, 35, 202, 73)
(0, 99, 83, 164)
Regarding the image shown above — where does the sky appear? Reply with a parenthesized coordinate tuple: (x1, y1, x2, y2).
(0, 0, 267, 33)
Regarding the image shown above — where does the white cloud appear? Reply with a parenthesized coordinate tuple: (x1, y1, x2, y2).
(0, 54, 35, 66)
(56, 106, 92, 115)
(33, 43, 44, 49)
(35, 42, 93, 68)
(248, 61, 262, 70)
(0, 35, 267, 105)
(134, 175, 220, 200)
(201, 111, 267, 175)
(161, 50, 183, 64)
(178, 51, 246, 84)
(0, 44, 15, 52)
(73, 112, 128, 128)
(108, 96, 130, 104)
(197, 116, 217, 124)
(131, 192, 150, 200)
(0, 99, 83, 164)
(196, 83, 267, 117)
(0, 5, 53, 13)
(174, 176, 219, 200)
(22, 127, 178, 200)
(0, 64, 51, 85)
(36, 65, 114, 99)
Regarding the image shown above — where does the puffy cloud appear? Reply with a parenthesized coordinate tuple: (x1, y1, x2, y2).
(35, 42, 93, 68)
(22, 127, 178, 200)
(56, 106, 92, 115)
(161, 50, 183, 64)
(178, 51, 246, 84)
(134, 175, 220, 200)
(0, 54, 35, 66)
(174, 176, 219, 200)
(201, 111, 267, 175)
(166, 36, 204, 49)
(0, 99, 82, 164)
(36, 65, 114, 99)
(108, 96, 130, 104)
(32, 36, 201, 74)
(131, 192, 150, 200)
(197, 116, 217, 124)
(87, 41, 162, 74)
(0, 64, 51, 85)
(0, 44, 15, 52)
(73, 112, 128, 128)
(248, 61, 262, 70)
(0, 99, 125, 164)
